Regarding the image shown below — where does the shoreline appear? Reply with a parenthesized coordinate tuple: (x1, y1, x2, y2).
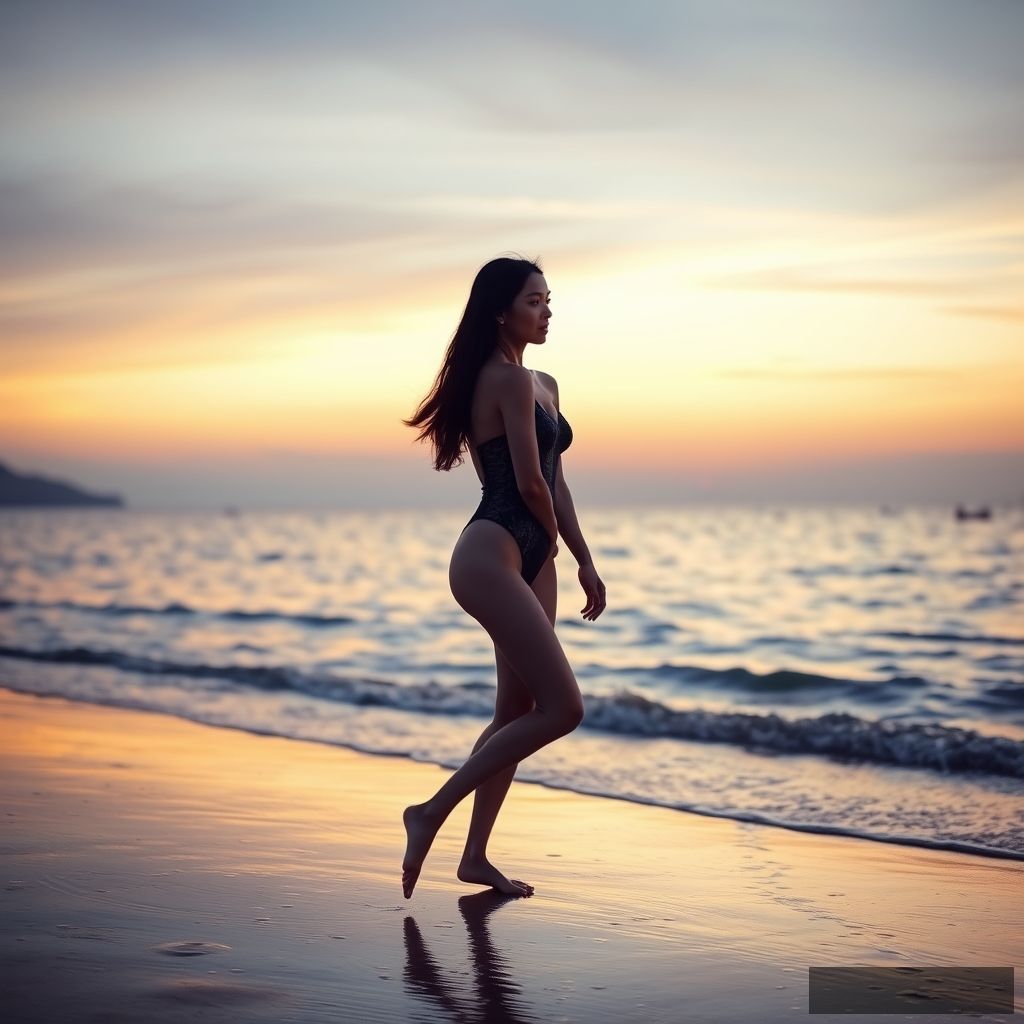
(1, 687, 1020, 1022)
(2, 669, 1019, 865)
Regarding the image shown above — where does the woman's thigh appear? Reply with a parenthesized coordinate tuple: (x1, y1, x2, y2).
(450, 539, 580, 718)
(492, 555, 557, 719)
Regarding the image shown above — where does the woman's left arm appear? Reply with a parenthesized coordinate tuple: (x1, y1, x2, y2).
(553, 457, 590, 567)
(554, 457, 606, 621)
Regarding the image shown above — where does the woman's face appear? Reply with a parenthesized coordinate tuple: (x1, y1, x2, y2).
(500, 272, 551, 346)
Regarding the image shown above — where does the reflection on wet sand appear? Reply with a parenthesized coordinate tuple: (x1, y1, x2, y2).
(403, 890, 539, 1024)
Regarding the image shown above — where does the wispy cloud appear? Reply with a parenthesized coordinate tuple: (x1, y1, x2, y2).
(944, 305, 1024, 325)
(702, 269, 966, 298)
(714, 364, 984, 382)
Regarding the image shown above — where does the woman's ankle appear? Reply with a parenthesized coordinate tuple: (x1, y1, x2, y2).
(416, 799, 446, 824)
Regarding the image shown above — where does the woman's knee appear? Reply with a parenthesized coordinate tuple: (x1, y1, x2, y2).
(496, 696, 581, 737)
(542, 694, 585, 736)
(562, 697, 586, 733)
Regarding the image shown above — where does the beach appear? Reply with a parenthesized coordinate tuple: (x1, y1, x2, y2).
(4, 0, 1024, 1019)
(1, 686, 1019, 1022)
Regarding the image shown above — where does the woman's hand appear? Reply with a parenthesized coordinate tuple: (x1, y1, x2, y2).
(578, 563, 606, 621)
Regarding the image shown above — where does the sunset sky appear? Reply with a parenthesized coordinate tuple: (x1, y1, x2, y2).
(2, 0, 1022, 508)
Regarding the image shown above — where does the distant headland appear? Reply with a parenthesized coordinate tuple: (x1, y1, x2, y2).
(0, 460, 125, 508)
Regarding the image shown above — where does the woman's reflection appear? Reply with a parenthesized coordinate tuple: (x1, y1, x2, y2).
(403, 889, 540, 1024)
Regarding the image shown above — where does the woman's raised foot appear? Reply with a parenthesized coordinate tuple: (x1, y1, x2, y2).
(402, 803, 442, 899)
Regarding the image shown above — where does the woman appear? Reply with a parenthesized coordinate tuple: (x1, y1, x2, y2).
(401, 256, 606, 900)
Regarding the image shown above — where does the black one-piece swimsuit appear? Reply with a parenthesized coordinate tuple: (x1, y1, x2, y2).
(463, 400, 574, 584)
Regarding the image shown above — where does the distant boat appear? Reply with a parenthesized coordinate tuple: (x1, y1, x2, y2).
(954, 504, 991, 521)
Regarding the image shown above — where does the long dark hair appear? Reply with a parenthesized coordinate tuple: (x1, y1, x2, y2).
(404, 255, 542, 471)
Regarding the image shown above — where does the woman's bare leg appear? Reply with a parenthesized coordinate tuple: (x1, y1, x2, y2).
(457, 556, 557, 896)
(454, 718, 524, 894)
(463, 719, 519, 866)
(402, 529, 581, 899)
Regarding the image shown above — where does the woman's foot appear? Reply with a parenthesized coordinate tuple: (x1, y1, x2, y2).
(457, 855, 534, 896)
(402, 804, 442, 899)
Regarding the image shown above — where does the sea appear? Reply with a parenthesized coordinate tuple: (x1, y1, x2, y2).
(1, 503, 1021, 861)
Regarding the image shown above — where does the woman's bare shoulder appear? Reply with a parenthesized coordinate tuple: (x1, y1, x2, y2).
(534, 369, 560, 406)
(476, 361, 532, 401)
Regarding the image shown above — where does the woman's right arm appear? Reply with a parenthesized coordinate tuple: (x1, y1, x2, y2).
(498, 366, 559, 547)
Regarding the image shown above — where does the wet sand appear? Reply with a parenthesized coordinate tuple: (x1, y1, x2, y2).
(0, 686, 1020, 1022)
